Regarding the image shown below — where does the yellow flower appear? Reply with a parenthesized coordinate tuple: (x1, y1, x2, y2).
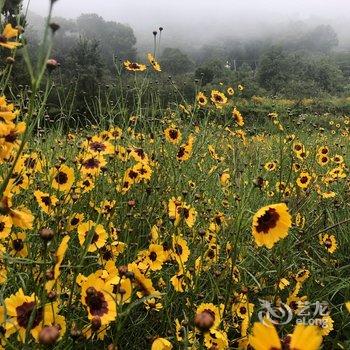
(319, 233, 337, 254)
(0, 215, 12, 239)
(315, 315, 333, 336)
(151, 338, 172, 350)
(317, 154, 329, 166)
(45, 235, 70, 292)
(296, 172, 312, 189)
(81, 272, 117, 325)
(176, 134, 195, 162)
(172, 235, 190, 265)
(147, 53, 161, 72)
(128, 262, 161, 298)
(289, 324, 323, 350)
(0, 24, 21, 50)
(220, 171, 230, 187)
(78, 221, 107, 252)
(164, 126, 182, 144)
(4, 289, 57, 342)
(264, 161, 277, 171)
(227, 87, 234, 95)
(210, 90, 227, 109)
(345, 302, 350, 313)
(204, 329, 228, 349)
(82, 135, 114, 155)
(50, 164, 75, 192)
(34, 190, 59, 215)
(278, 278, 290, 290)
(170, 269, 191, 293)
(0, 121, 26, 158)
(145, 244, 167, 271)
(196, 92, 208, 107)
(249, 320, 322, 350)
(123, 60, 146, 72)
(9, 206, 34, 229)
(295, 269, 310, 283)
(252, 203, 292, 249)
(0, 96, 20, 122)
(232, 107, 244, 126)
(9, 232, 28, 258)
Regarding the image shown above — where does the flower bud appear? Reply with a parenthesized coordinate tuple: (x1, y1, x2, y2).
(39, 325, 60, 345)
(194, 311, 215, 331)
(39, 228, 55, 241)
(5, 57, 15, 65)
(46, 59, 59, 72)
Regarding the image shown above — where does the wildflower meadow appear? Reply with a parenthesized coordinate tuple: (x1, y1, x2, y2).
(0, 1, 349, 349)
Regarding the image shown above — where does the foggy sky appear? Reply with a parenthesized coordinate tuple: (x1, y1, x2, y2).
(23, 0, 350, 50)
(24, 0, 350, 27)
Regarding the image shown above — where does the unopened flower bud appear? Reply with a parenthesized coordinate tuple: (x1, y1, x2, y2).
(91, 316, 101, 332)
(50, 23, 60, 33)
(194, 310, 215, 331)
(5, 57, 15, 65)
(39, 325, 60, 345)
(46, 59, 59, 72)
(39, 228, 55, 241)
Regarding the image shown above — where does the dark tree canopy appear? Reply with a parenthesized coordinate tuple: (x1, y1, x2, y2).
(161, 48, 193, 75)
(76, 13, 137, 65)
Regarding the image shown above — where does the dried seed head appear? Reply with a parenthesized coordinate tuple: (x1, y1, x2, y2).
(194, 310, 215, 331)
(39, 228, 55, 241)
(46, 59, 60, 72)
(39, 325, 60, 345)
(5, 57, 15, 65)
(91, 316, 101, 332)
(50, 23, 60, 33)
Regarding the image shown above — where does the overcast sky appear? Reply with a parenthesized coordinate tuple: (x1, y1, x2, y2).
(23, 0, 350, 50)
(24, 0, 350, 26)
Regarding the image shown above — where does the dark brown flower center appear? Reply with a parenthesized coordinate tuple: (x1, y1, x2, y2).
(177, 147, 186, 158)
(13, 238, 24, 251)
(256, 208, 280, 234)
(90, 141, 106, 153)
(128, 170, 138, 179)
(214, 94, 223, 102)
(175, 243, 183, 255)
(5, 132, 17, 143)
(41, 196, 51, 206)
(71, 217, 79, 226)
(85, 287, 109, 316)
(299, 176, 308, 184)
(55, 171, 68, 185)
(84, 158, 100, 169)
(24, 157, 36, 169)
(149, 251, 157, 261)
(169, 129, 178, 139)
(16, 302, 43, 329)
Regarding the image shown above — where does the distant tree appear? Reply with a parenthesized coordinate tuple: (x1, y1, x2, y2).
(76, 14, 137, 66)
(64, 37, 107, 111)
(3, 0, 22, 20)
(161, 48, 193, 75)
(195, 60, 225, 85)
(51, 17, 78, 65)
(195, 66, 214, 85)
(301, 25, 338, 53)
(258, 46, 290, 95)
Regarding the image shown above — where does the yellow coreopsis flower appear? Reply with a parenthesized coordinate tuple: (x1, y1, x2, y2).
(0, 24, 21, 50)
